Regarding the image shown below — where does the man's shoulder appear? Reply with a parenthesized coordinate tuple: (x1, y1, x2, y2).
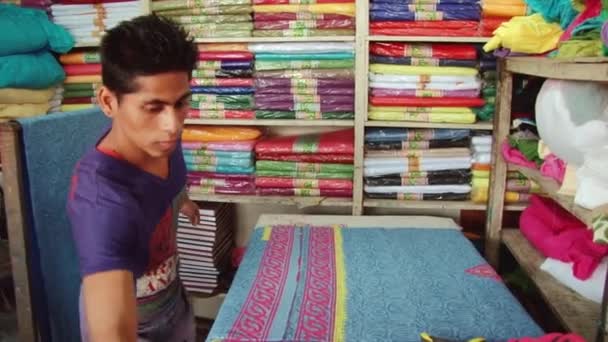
(68, 147, 139, 211)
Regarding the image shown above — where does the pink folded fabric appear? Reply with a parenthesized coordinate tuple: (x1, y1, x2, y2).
(63, 63, 101, 76)
(520, 195, 608, 280)
(501, 142, 537, 169)
(182, 141, 256, 151)
(509, 333, 585, 342)
(540, 153, 566, 184)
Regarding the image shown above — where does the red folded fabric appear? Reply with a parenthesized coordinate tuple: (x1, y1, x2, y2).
(370, 42, 478, 59)
(256, 153, 354, 164)
(371, 28, 480, 37)
(369, 96, 485, 107)
(197, 51, 254, 61)
(190, 78, 254, 87)
(370, 20, 478, 29)
(63, 63, 101, 76)
(255, 177, 353, 189)
(255, 128, 354, 155)
(520, 195, 608, 280)
(508, 333, 585, 342)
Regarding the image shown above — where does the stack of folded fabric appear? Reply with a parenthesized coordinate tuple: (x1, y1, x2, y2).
(250, 42, 355, 121)
(0, 4, 73, 118)
(53, 49, 101, 112)
(470, 134, 539, 205)
(479, 0, 527, 37)
(181, 126, 262, 196)
(188, 45, 255, 120)
(476, 51, 497, 122)
(153, 0, 254, 38)
(369, 0, 481, 37)
(177, 202, 234, 295)
(364, 128, 473, 201)
(368, 43, 484, 124)
(252, 1, 355, 37)
(254, 128, 354, 197)
(50, 0, 141, 46)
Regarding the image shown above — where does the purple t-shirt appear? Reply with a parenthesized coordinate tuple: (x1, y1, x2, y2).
(67, 136, 193, 340)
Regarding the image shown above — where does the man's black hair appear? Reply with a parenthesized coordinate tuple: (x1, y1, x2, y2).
(100, 15, 197, 99)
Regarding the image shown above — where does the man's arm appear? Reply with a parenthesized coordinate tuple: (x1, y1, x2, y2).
(82, 270, 137, 342)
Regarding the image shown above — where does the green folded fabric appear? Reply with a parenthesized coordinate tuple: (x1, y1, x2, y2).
(63, 83, 98, 92)
(152, 0, 250, 11)
(256, 160, 354, 174)
(508, 136, 542, 166)
(253, 29, 354, 37)
(255, 170, 353, 179)
(190, 100, 252, 110)
(155, 5, 252, 15)
(255, 110, 354, 120)
(170, 14, 251, 24)
(63, 89, 95, 99)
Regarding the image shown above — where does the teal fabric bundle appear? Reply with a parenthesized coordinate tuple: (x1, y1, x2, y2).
(0, 51, 65, 89)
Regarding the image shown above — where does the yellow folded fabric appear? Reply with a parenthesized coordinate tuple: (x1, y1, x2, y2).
(182, 126, 263, 142)
(482, 0, 524, 5)
(60, 104, 96, 112)
(368, 111, 476, 123)
(370, 64, 478, 76)
(253, 3, 355, 16)
(369, 105, 474, 114)
(197, 43, 248, 51)
(482, 3, 527, 17)
(0, 103, 50, 118)
(64, 75, 103, 84)
(483, 14, 563, 53)
(472, 169, 490, 178)
(471, 187, 527, 203)
(0, 88, 55, 104)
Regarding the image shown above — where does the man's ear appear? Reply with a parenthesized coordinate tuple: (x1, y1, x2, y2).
(97, 86, 118, 118)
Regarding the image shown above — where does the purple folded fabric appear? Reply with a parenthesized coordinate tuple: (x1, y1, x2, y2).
(254, 101, 354, 112)
(255, 87, 355, 96)
(370, 88, 480, 98)
(255, 78, 354, 88)
(254, 94, 354, 103)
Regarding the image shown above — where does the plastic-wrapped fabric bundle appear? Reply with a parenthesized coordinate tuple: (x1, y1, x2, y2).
(191, 99, 253, 110)
(255, 78, 354, 88)
(254, 68, 354, 78)
(370, 55, 478, 67)
(254, 19, 355, 29)
(255, 177, 353, 189)
(256, 87, 354, 95)
(370, 21, 479, 36)
(256, 160, 353, 173)
(366, 192, 470, 200)
(187, 110, 255, 119)
(255, 94, 353, 103)
(182, 126, 262, 142)
(54, 48, 101, 113)
(370, 64, 478, 76)
(369, 81, 481, 91)
(370, 3, 479, 11)
(370, 89, 480, 98)
(196, 60, 253, 70)
(365, 147, 470, 157)
(191, 94, 254, 106)
(254, 12, 352, 20)
(254, 59, 354, 70)
(370, 43, 478, 59)
(369, 96, 485, 107)
(365, 128, 470, 142)
(153, 0, 251, 10)
(256, 170, 353, 179)
(369, 73, 478, 83)
(170, 14, 253, 24)
(184, 154, 254, 167)
(253, 28, 354, 36)
(248, 42, 354, 53)
(187, 177, 255, 189)
(188, 171, 255, 180)
(186, 163, 255, 173)
(192, 69, 253, 78)
(368, 111, 477, 123)
(370, 10, 481, 21)
(365, 138, 470, 150)
(252, 3, 355, 15)
(365, 169, 472, 186)
(257, 188, 352, 196)
(256, 129, 353, 154)
(190, 78, 254, 87)
(254, 101, 353, 112)
(365, 184, 472, 194)
(255, 152, 354, 163)
(183, 149, 253, 158)
(189, 184, 257, 195)
(155, 5, 253, 16)
(183, 140, 257, 151)
(255, 110, 354, 119)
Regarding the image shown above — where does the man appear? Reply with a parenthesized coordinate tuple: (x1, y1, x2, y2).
(67, 15, 200, 341)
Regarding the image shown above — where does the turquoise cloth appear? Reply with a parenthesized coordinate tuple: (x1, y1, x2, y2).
(0, 50, 65, 88)
(524, 0, 580, 28)
(0, 4, 74, 56)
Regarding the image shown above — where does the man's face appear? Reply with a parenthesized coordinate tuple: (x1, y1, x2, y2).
(112, 72, 191, 158)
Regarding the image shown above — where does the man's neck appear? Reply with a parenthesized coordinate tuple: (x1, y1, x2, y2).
(100, 127, 169, 179)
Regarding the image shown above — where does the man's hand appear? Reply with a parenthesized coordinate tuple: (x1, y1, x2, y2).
(180, 198, 200, 225)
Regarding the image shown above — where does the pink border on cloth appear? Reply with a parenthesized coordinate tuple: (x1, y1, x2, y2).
(295, 227, 337, 341)
(226, 226, 295, 340)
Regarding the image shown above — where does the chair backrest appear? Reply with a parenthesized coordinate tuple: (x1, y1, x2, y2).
(6, 108, 109, 342)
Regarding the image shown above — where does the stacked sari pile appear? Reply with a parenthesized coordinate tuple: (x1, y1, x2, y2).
(182, 126, 262, 195)
(254, 129, 354, 197)
(364, 128, 473, 201)
(50, 0, 141, 46)
(53, 49, 101, 112)
(370, 0, 481, 37)
(250, 42, 355, 121)
(368, 43, 485, 124)
(479, 0, 527, 37)
(188, 44, 255, 120)
(152, 0, 254, 38)
(252, 1, 355, 37)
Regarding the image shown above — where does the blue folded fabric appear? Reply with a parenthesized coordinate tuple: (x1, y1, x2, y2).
(370, 55, 478, 67)
(0, 4, 74, 56)
(183, 154, 253, 168)
(0, 50, 65, 88)
(182, 150, 253, 159)
(190, 86, 255, 95)
(370, 9, 481, 21)
(186, 163, 255, 174)
(371, 0, 478, 3)
(197, 60, 253, 70)
(365, 128, 471, 142)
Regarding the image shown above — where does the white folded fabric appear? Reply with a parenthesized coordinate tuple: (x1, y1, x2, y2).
(364, 161, 472, 177)
(471, 135, 492, 146)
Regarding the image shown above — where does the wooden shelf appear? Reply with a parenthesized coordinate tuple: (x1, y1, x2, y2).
(510, 164, 606, 227)
(505, 57, 608, 82)
(502, 229, 600, 341)
(365, 120, 493, 130)
(189, 193, 353, 208)
(195, 36, 355, 43)
(185, 119, 354, 127)
(368, 36, 490, 43)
